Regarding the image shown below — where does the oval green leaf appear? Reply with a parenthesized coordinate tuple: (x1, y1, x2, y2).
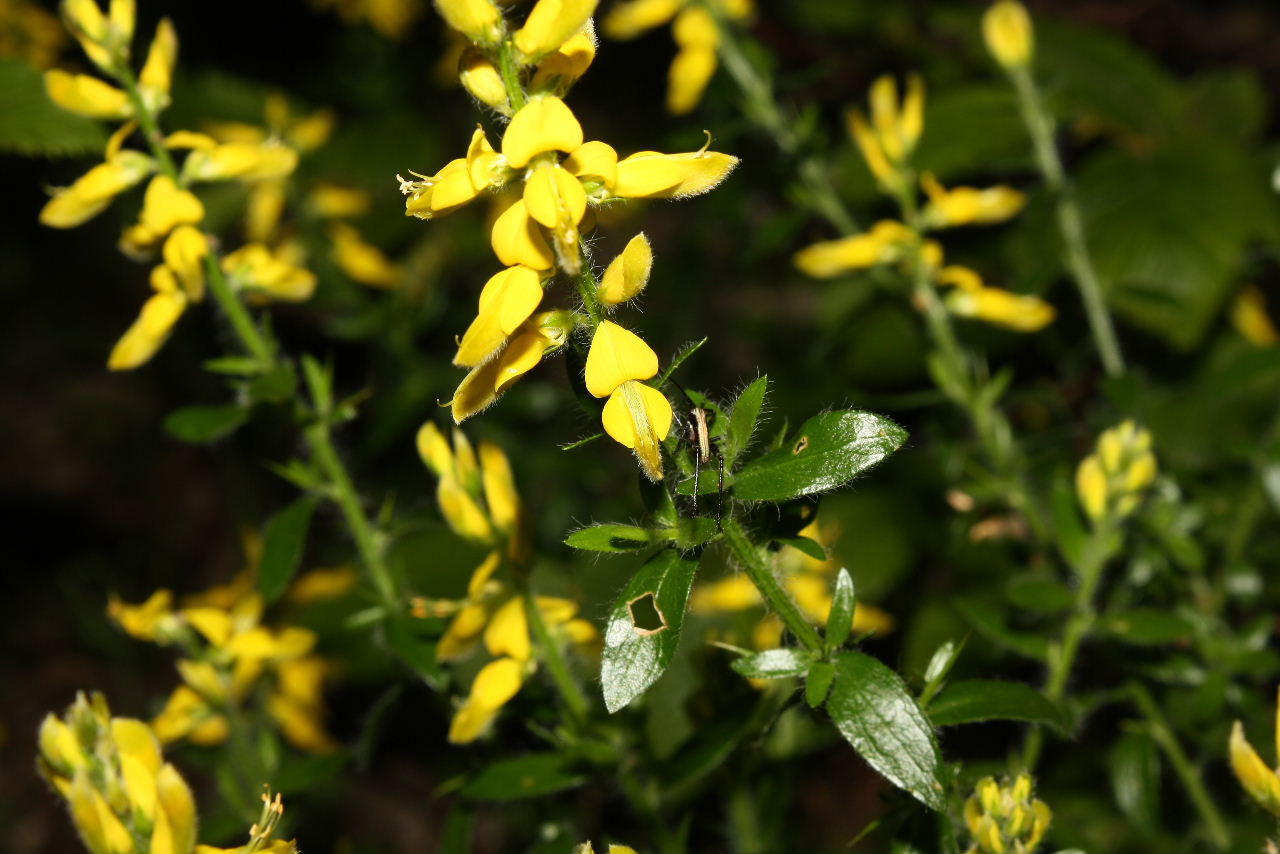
(927, 679, 1068, 733)
(461, 753, 586, 801)
(164, 404, 249, 444)
(730, 648, 812, 680)
(827, 650, 945, 811)
(732, 411, 907, 502)
(259, 496, 319, 603)
(565, 524, 656, 552)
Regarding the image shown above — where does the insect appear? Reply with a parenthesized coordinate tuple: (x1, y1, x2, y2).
(666, 380, 727, 529)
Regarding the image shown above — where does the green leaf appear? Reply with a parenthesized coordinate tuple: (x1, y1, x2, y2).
(827, 650, 945, 811)
(0, 59, 109, 157)
(460, 754, 586, 801)
(1004, 575, 1074, 614)
(246, 361, 298, 404)
(202, 356, 267, 376)
(1101, 609, 1194, 645)
(1109, 731, 1161, 837)
(927, 680, 1068, 733)
(730, 648, 812, 680)
(383, 617, 446, 691)
(724, 375, 768, 469)
(301, 354, 333, 415)
(805, 660, 835, 708)
(259, 496, 319, 603)
(1050, 475, 1089, 571)
(919, 638, 964, 708)
(601, 548, 700, 713)
(954, 598, 1048, 661)
(825, 568, 855, 653)
(564, 524, 656, 553)
(775, 536, 826, 562)
(732, 411, 908, 502)
(915, 84, 1031, 179)
(163, 404, 249, 444)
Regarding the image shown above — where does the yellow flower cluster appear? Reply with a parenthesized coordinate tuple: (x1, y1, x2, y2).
(963, 774, 1052, 854)
(1074, 420, 1157, 524)
(38, 692, 198, 854)
(405, 0, 738, 479)
(692, 515, 894, 654)
(793, 74, 1053, 334)
(37, 0, 313, 370)
(108, 562, 351, 756)
(601, 0, 752, 115)
(415, 423, 598, 743)
(1230, 687, 1280, 816)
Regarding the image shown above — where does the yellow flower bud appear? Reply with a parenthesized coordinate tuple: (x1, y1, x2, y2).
(451, 358, 505, 423)
(667, 46, 716, 115)
(434, 0, 504, 45)
(983, 0, 1034, 69)
(151, 763, 196, 854)
(307, 183, 372, 219)
(162, 225, 208, 300)
(921, 173, 1026, 229)
(531, 28, 597, 95)
(513, 0, 599, 61)
(459, 47, 509, 111)
(138, 18, 177, 111)
(599, 232, 653, 305)
(221, 243, 316, 303)
(792, 219, 911, 278)
(945, 285, 1055, 333)
(185, 141, 298, 183)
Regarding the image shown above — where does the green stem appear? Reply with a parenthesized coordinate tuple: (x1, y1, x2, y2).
(572, 246, 604, 326)
(496, 40, 527, 112)
(713, 13, 859, 235)
(1023, 523, 1116, 768)
(1129, 681, 1231, 851)
(115, 64, 180, 181)
(304, 421, 397, 608)
(522, 580, 590, 724)
(1009, 67, 1125, 378)
(723, 519, 823, 652)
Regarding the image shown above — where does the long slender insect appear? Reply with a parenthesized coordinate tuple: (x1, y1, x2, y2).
(687, 404, 725, 530)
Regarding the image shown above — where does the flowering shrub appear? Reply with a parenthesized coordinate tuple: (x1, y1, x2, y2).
(7, 0, 1280, 851)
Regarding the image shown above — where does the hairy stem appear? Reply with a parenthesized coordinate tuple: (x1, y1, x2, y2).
(723, 519, 823, 652)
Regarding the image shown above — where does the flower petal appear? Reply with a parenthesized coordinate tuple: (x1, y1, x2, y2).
(584, 320, 658, 397)
(501, 96, 584, 168)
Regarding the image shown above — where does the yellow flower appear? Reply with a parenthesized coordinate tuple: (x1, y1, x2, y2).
(847, 73, 923, 188)
(983, 0, 1034, 70)
(455, 265, 547, 367)
(964, 774, 1051, 854)
(400, 98, 736, 274)
(602, 0, 752, 115)
(417, 423, 528, 549)
(62, 0, 133, 71)
(582, 320, 672, 479)
(119, 174, 205, 256)
(269, 656, 340, 754)
(287, 566, 359, 604)
(938, 266, 1053, 333)
(107, 588, 179, 640)
(307, 183, 373, 219)
(530, 28, 597, 97)
(328, 222, 402, 288)
(222, 243, 317, 303)
(448, 656, 525, 742)
(107, 287, 188, 371)
(1231, 285, 1279, 347)
(38, 692, 198, 854)
(433, 0, 504, 45)
(1075, 420, 1156, 523)
(1230, 690, 1280, 816)
(38, 127, 153, 228)
(920, 173, 1026, 229)
(44, 69, 131, 119)
(792, 219, 913, 278)
(183, 140, 299, 183)
(512, 0, 599, 62)
(459, 47, 511, 112)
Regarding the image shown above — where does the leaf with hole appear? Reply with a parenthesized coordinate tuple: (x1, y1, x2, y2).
(601, 548, 700, 713)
